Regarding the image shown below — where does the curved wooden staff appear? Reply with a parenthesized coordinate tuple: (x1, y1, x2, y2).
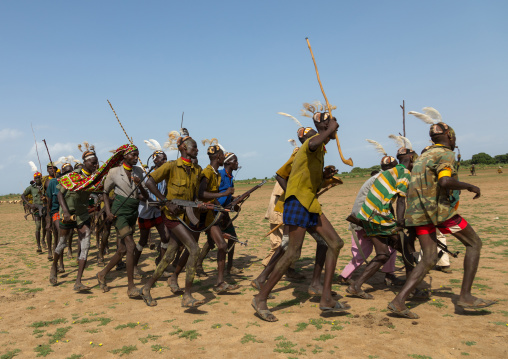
(305, 38, 353, 167)
(107, 99, 148, 174)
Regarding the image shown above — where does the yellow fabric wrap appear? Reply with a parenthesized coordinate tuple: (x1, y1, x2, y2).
(274, 149, 299, 213)
(438, 168, 452, 179)
(282, 134, 325, 215)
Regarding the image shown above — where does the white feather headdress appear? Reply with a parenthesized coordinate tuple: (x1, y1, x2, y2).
(144, 139, 163, 152)
(365, 139, 387, 156)
(278, 112, 303, 128)
(28, 161, 38, 172)
(54, 156, 80, 166)
(288, 139, 297, 147)
(389, 134, 413, 150)
(163, 131, 181, 151)
(408, 107, 443, 125)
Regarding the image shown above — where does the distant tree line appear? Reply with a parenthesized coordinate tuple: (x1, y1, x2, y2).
(460, 152, 507, 166)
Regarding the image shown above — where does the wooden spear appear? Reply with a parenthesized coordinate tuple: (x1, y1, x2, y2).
(305, 38, 353, 167)
(107, 100, 147, 174)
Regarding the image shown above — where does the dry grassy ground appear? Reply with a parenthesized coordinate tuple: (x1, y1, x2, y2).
(0, 169, 507, 358)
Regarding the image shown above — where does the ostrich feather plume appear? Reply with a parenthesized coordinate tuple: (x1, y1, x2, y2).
(365, 139, 387, 156)
(422, 107, 442, 122)
(277, 112, 303, 128)
(408, 111, 435, 125)
(201, 138, 218, 146)
(389, 135, 413, 150)
(389, 134, 405, 148)
(398, 136, 413, 150)
(144, 139, 163, 151)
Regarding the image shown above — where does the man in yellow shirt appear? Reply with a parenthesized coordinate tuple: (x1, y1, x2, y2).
(197, 144, 236, 293)
(252, 112, 349, 322)
(140, 135, 205, 308)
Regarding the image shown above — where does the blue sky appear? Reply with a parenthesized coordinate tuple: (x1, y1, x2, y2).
(1, 1, 507, 194)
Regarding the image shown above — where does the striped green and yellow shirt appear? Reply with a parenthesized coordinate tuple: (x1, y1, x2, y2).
(357, 164, 411, 227)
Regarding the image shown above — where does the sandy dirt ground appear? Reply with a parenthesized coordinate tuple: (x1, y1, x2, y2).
(0, 169, 507, 358)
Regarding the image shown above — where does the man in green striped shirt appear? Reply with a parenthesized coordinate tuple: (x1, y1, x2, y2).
(347, 149, 414, 299)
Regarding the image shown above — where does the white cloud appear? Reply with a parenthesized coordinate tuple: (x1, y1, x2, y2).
(0, 128, 23, 141)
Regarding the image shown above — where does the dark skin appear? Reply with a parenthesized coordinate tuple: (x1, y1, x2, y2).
(50, 157, 99, 289)
(97, 150, 149, 297)
(255, 129, 336, 293)
(141, 139, 204, 307)
(346, 154, 413, 299)
(196, 155, 240, 274)
(253, 117, 347, 322)
(21, 175, 46, 251)
(45, 164, 73, 267)
(389, 132, 485, 318)
(196, 149, 235, 289)
(133, 153, 170, 274)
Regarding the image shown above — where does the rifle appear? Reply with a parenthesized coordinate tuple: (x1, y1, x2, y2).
(221, 180, 267, 229)
(226, 180, 267, 210)
(223, 232, 248, 252)
(148, 199, 235, 230)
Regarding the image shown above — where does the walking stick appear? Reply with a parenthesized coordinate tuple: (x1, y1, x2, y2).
(107, 99, 148, 174)
(264, 222, 283, 238)
(305, 38, 353, 167)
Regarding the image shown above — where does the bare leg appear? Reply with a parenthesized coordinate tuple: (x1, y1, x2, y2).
(209, 225, 227, 286)
(67, 229, 75, 259)
(50, 228, 72, 285)
(390, 233, 438, 311)
(75, 225, 92, 290)
(347, 237, 391, 298)
(142, 224, 202, 307)
(35, 218, 42, 252)
(254, 225, 306, 321)
(450, 224, 483, 305)
(313, 214, 344, 309)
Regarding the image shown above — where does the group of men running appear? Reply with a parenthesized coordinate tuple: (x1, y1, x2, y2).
(21, 104, 496, 320)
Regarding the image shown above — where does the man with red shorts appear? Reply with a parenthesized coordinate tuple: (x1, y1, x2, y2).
(388, 110, 496, 319)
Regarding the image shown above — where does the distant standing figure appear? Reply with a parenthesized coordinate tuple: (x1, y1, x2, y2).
(497, 166, 502, 174)
(470, 164, 476, 176)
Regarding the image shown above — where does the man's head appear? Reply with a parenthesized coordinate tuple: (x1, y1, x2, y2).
(33, 172, 42, 185)
(380, 156, 398, 171)
(61, 164, 73, 175)
(83, 153, 98, 174)
(313, 112, 338, 142)
(297, 127, 317, 144)
(430, 123, 456, 150)
(207, 145, 224, 165)
(179, 137, 198, 159)
(152, 151, 167, 168)
(124, 149, 139, 167)
(224, 153, 239, 171)
(397, 150, 416, 171)
(47, 162, 58, 177)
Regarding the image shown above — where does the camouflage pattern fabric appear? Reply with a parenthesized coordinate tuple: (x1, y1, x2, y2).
(405, 144, 457, 226)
